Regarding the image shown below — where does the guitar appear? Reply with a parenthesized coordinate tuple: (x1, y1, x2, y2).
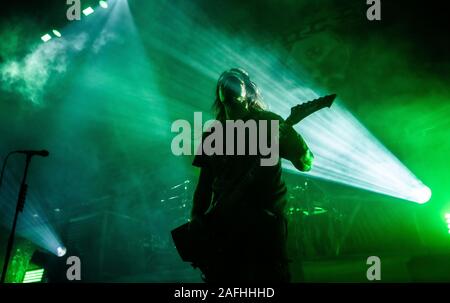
(171, 94, 337, 264)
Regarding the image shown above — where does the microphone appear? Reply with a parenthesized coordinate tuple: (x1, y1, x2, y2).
(14, 150, 49, 157)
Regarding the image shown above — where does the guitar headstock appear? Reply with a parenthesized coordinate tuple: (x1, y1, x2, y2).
(321, 93, 337, 108)
(287, 94, 337, 126)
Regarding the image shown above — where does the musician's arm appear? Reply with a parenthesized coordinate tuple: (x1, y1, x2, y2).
(279, 121, 314, 172)
(191, 167, 213, 220)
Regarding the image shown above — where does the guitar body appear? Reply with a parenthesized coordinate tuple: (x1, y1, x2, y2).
(171, 215, 225, 265)
(171, 222, 194, 262)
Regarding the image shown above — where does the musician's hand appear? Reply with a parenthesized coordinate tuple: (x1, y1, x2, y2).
(292, 149, 314, 172)
(279, 120, 314, 172)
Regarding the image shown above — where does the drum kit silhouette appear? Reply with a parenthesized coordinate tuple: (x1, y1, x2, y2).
(286, 179, 344, 258)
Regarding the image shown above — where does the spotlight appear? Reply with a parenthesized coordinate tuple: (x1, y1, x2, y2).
(413, 186, 432, 204)
(82, 7, 94, 16)
(52, 30, 62, 38)
(56, 246, 67, 257)
(22, 268, 45, 283)
(40, 34, 52, 42)
(99, 1, 108, 9)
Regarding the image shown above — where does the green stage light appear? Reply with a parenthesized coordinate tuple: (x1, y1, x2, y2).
(82, 7, 94, 16)
(414, 186, 432, 204)
(22, 268, 45, 283)
(445, 213, 450, 234)
(52, 30, 62, 38)
(99, 1, 108, 9)
(40, 34, 52, 42)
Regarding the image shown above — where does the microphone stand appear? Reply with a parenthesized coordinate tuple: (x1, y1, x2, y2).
(1, 155, 32, 283)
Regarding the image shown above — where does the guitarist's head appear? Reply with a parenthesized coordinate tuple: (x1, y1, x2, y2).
(214, 68, 266, 121)
(218, 69, 248, 106)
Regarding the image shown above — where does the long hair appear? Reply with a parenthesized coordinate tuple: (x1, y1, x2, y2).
(213, 69, 266, 122)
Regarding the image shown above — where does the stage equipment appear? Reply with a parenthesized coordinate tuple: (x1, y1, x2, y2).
(1, 150, 49, 283)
